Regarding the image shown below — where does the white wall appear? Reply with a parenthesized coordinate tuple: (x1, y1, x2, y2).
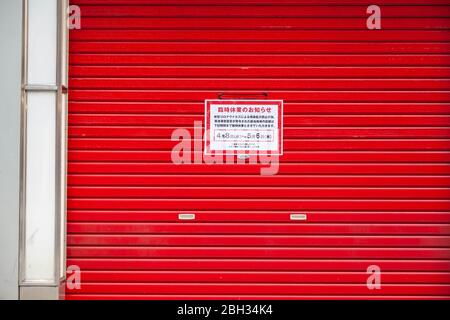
(0, 0, 23, 300)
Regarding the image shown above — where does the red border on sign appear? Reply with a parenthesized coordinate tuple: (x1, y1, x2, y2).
(204, 99, 283, 155)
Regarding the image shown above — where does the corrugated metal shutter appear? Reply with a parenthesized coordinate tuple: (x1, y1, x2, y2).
(67, 0, 450, 299)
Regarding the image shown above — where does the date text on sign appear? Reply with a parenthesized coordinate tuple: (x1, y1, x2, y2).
(204, 100, 283, 155)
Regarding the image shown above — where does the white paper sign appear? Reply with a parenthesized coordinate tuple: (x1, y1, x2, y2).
(205, 100, 283, 155)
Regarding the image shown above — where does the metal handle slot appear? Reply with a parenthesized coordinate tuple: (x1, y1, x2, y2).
(290, 213, 307, 221)
(178, 213, 196, 221)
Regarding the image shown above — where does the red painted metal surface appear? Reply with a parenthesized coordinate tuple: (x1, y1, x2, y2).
(67, 0, 450, 299)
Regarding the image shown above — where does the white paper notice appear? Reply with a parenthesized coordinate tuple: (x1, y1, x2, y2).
(205, 100, 283, 154)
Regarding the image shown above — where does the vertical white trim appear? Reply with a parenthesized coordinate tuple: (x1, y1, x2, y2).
(0, 0, 23, 299)
(19, 0, 68, 295)
(24, 91, 57, 281)
(27, 0, 57, 85)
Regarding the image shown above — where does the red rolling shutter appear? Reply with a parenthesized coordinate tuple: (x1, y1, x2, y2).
(67, 0, 450, 299)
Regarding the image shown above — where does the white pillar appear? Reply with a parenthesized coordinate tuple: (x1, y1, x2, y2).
(0, 0, 23, 300)
(19, 0, 68, 300)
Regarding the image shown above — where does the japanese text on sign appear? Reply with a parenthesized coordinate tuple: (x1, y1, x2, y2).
(205, 100, 283, 155)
